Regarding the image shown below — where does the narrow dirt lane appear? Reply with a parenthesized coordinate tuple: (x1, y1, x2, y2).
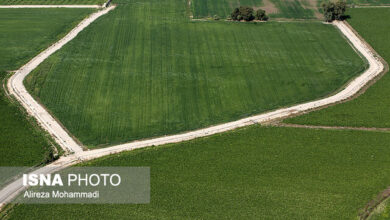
(7, 5, 116, 154)
(0, 5, 101, 8)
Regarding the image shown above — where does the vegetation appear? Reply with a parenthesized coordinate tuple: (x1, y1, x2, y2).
(322, 0, 347, 22)
(0, 0, 106, 5)
(192, 0, 263, 19)
(0, 8, 94, 166)
(346, 0, 390, 5)
(192, 0, 316, 19)
(367, 198, 390, 220)
(231, 6, 255, 21)
(24, 0, 367, 148)
(270, 0, 315, 19)
(286, 8, 390, 128)
(231, 6, 268, 21)
(255, 8, 268, 21)
(5, 126, 390, 219)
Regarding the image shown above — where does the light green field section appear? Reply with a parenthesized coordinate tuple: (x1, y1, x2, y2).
(286, 8, 390, 128)
(4, 126, 390, 219)
(25, 0, 366, 148)
(0, 8, 94, 166)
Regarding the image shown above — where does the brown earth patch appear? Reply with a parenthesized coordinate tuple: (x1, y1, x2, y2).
(300, 0, 323, 19)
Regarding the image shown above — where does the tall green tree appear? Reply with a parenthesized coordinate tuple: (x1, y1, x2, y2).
(322, 0, 347, 22)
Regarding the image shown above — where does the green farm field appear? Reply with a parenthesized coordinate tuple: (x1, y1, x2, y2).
(0, 0, 105, 5)
(0, 8, 94, 166)
(286, 8, 390, 128)
(347, 0, 390, 5)
(192, 0, 317, 19)
(5, 126, 390, 219)
(25, 0, 367, 148)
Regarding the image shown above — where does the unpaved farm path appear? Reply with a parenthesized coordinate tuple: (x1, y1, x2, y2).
(0, 5, 102, 8)
(0, 5, 386, 212)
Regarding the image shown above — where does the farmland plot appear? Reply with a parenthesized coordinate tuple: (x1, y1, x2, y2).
(286, 8, 390, 128)
(192, 0, 317, 19)
(0, 8, 94, 166)
(6, 126, 390, 219)
(25, 0, 367, 148)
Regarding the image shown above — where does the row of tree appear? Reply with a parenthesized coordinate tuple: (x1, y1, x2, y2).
(231, 6, 269, 22)
(227, 1, 347, 23)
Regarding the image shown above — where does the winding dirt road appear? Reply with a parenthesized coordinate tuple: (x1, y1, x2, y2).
(0, 5, 102, 8)
(0, 6, 385, 210)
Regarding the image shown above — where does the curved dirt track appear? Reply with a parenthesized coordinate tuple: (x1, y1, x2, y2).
(0, 8, 385, 211)
(7, 5, 116, 153)
(0, 5, 101, 8)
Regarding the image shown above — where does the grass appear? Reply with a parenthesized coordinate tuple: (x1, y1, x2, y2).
(25, 0, 366, 148)
(270, 0, 315, 19)
(285, 8, 390, 128)
(0, 0, 106, 5)
(192, 0, 316, 19)
(347, 0, 390, 5)
(0, 8, 94, 166)
(191, 0, 263, 18)
(0, 8, 95, 71)
(4, 126, 390, 219)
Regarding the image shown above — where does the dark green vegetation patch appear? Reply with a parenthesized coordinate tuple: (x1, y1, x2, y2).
(24, 0, 367, 148)
(0, 8, 94, 166)
(286, 8, 390, 128)
(5, 126, 390, 219)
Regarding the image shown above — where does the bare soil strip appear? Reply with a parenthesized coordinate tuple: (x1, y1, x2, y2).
(0, 5, 101, 8)
(359, 187, 390, 220)
(301, 0, 322, 19)
(254, 0, 279, 14)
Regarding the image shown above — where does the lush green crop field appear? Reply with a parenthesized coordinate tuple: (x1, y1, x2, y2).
(0, 8, 95, 71)
(286, 8, 390, 128)
(5, 126, 390, 219)
(0, 0, 105, 5)
(347, 0, 390, 5)
(192, 0, 316, 19)
(270, 0, 315, 19)
(25, 0, 366, 148)
(0, 8, 94, 166)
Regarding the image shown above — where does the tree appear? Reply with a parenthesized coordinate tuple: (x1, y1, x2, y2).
(239, 6, 255, 21)
(231, 7, 240, 20)
(334, 1, 347, 20)
(255, 9, 269, 21)
(322, 0, 347, 22)
(231, 6, 255, 21)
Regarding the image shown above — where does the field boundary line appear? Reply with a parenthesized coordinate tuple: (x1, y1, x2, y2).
(274, 123, 390, 132)
(7, 5, 116, 154)
(0, 5, 102, 8)
(352, 5, 390, 8)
